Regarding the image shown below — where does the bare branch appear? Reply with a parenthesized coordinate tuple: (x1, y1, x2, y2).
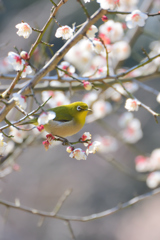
(0, 188, 160, 221)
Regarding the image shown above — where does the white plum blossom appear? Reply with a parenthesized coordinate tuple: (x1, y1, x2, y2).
(21, 64, 32, 78)
(82, 92, 98, 107)
(13, 93, 27, 110)
(57, 61, 75, 78)
(84, 0, 90, 2)
(0, 57, 13, 74)
(118, 112, 133, 128)
(38, 111, 56, 125)
(81, 132, 92, 142)
(92, 100, 112, 119)
(0, 133, 7, 155)
(66, 146, 74, 153)
(123, 82, 139, 94)
(97, 0, 120, 10)
(55, 25, 74, 40)
(86, 25, 98, 38)
(99, 20, 124, 43)
(81, 132, 92, 146)
(9, 126, 27, 144)
(20, 51, 30, 60)
(125, 98, 139, 112)
(91, 38, 104, 54)
(135, 149, 160, 173)
(15, 22, 32, 39)
(69, 148, 87, 160)
(146, 171, 160, 189)
(95, 135, 118, 153)
(8, 52, 25, 71)
(42, 90, 70, 108)
(125, 10, 148, 29)
(157, 93, 160, 104)
(149, 149, 160, 171)
(111, 41, 131, 61)
(64, 39, 93, 73)
(120, 118, 143, 143)
(120, 0, 138, 6)
(86, 141, 101, 155)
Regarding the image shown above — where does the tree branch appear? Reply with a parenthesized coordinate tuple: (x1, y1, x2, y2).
(0, 188, 160, 221)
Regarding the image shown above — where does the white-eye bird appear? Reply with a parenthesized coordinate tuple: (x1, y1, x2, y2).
(24, 102, 91, 137)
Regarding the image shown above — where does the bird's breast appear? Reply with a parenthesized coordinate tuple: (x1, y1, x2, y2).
(44, 119, 83, 137)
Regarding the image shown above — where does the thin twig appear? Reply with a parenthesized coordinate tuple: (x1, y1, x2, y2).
(53, 188, 72, 215)
(0, 188, 160, 221)
(65, 220, 76, 240)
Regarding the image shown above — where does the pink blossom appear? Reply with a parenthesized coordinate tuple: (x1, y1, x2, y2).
(46, 134, 55, 145)
(43, 140, 50, 151)
(12, 163, 20, 171)
(15, 22, 32, 39)
(37, 125, 44, 132)
(55, 25, 73, 40)
(101, 15, 108, 22)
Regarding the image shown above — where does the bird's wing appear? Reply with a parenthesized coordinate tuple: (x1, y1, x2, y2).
(48, 106, 73, 122)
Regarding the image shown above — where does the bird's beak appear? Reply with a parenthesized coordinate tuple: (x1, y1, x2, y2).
(87, 108, 92, 112)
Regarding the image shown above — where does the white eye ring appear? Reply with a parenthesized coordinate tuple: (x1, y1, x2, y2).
(77, 106, 82, 111)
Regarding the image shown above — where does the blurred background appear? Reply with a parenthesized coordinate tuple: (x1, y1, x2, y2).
(1, 0, 160, 239)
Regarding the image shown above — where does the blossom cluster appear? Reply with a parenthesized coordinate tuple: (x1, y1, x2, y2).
(118, 112, 143, 144)
(135, 149, 160, 189)
(42, 132, 100, 161)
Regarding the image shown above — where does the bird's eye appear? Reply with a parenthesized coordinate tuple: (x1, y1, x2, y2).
(77, 106, 82, 111)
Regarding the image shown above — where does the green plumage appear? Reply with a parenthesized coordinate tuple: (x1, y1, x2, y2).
(48, 105, 73, 122)
(20, 102, 90, 137)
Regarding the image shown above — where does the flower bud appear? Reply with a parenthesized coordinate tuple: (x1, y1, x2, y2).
(83, 80, 92, 91)
(101, 15, 108, 22)
(20, 51, 30, 60)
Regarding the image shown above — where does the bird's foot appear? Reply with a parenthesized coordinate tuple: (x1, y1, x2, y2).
(55, 135, 70, 146)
